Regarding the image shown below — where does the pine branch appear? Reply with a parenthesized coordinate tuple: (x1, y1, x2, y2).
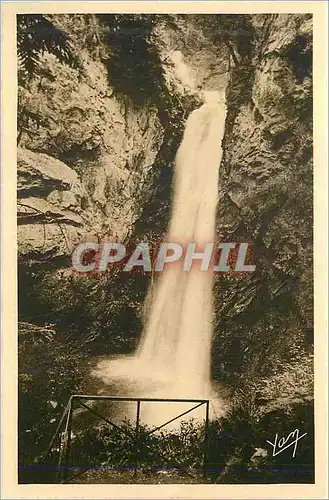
(17, 14, 79, 87)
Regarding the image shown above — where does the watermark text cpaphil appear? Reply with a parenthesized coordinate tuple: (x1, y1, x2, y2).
(71, 241, 256, 273)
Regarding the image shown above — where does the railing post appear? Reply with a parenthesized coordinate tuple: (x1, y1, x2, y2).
(44, 402, 70, 461)
(203, 400, 210, 479)
(134, 400, 141, 475)
(60, 396, 74, 482)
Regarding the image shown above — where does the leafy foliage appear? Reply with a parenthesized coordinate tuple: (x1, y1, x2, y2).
(97, 14, 164, 105)
(181, 14, 255, 64)
(18, 257, 152, 353)
(71, 419, 205, 472)
(17, 14, 81, 144)
(17, 14, 79, 86)
(204, 353, 314, 483)
(17, 86, 49, 144)
(18, 322, 83, 482)
(45, 386, 313, 485)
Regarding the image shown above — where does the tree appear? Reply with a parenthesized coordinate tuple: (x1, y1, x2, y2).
(17, 14, 79, 87)
(185, 14, 255, 66)
(98, 14, 165, 105)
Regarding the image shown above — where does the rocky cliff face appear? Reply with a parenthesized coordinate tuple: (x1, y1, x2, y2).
(213, 14, 313, 381)
(18, 40, 164, 262)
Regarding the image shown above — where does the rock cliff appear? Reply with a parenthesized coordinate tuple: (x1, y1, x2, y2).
(212, 14, 313, 381)
(18, 38, 164, 261)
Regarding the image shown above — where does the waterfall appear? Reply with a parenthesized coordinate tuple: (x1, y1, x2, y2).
(93, 91, 227, 426)
(138, 92, 226, 396)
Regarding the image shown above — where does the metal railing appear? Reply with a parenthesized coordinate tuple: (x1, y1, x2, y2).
(44, 394, 210, 483)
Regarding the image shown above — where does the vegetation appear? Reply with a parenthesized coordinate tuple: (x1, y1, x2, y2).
(18, 322, 84, 483)
(185, 14, 255, 64)
(17, 14, 80, 86)
(71, 419, 205, 472)
(98, 15, 162, 105)
(39, 379, 313, 485)
(76, 356, 313, 484)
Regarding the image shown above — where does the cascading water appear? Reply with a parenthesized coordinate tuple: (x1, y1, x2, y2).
(138, 91, 226, 392)
(93, 90, 227, 427)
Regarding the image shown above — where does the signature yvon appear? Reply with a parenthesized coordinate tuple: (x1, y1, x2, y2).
(266, 429, 307, 458)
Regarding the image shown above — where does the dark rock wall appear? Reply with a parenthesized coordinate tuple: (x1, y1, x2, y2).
(213, 14, 313, 381)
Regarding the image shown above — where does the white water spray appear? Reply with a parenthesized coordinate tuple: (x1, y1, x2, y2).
(93, 91, 227, 426)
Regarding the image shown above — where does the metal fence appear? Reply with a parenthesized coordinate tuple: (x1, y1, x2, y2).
(44, 394, 210, 483)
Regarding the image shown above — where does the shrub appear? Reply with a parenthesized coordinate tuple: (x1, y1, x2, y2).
(18, 322, 83, 482)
